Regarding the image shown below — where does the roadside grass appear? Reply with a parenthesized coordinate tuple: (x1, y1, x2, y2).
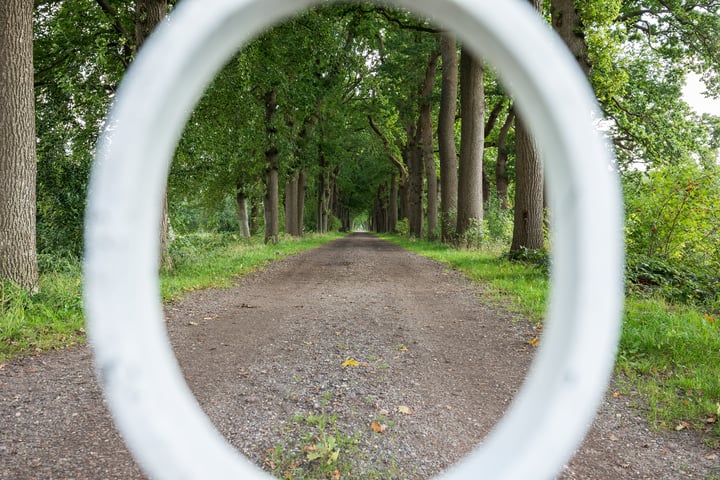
(381, 234, 720, 443)
(0, 233, 342, 362)
(266, 404, 402, 480)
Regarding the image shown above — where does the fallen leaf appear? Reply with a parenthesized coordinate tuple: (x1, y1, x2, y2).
(705, 453, 718, 461)
(704, 314, 715, 324)
(608, 433, 619, 441)
(528, 337, 540, 347)
(188, 321, 198, 326)
(397, 405, 413, 415)
(612, 391, 622, 399)
(333, 470, 341, 480)
(705, 416, 717, 424)
(396, 345, 408, 352)
(675, 421, 690, 431)
(370, 421, 387, 433)
(342, 357, 359, 368)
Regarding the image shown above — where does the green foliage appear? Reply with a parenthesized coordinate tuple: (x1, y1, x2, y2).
(624, 162, 720, 308)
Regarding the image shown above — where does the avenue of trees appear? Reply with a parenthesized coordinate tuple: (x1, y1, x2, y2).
(1, 0, 719, 307)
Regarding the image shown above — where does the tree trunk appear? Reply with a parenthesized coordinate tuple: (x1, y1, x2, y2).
(388, 173, 398, 232)
(236, 189, 250, 237)
(510, 0, 545, 253)
(496, 109, 515, 209)
(134, 0, 167, 49)
(405, 124, 423, 238)
(0, 0, 38, 291)
(510, 115, 544, 252)
(285, 173, 298, 236)
(551, 0, 591, 77)
(249, 198, 260, 236)
(135, 0, 171, 268)
(419, 51, 440, 240)
(438, 33, 459, 243)
(296, 169, 306, 237)
(456, 48, 485, 239)
(264, 89, 279, 244)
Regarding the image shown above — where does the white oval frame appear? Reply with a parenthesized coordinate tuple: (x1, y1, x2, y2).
(83, 0, 624, 478)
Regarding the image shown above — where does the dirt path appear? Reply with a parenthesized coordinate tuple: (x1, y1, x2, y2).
(1, 233, 717, 479)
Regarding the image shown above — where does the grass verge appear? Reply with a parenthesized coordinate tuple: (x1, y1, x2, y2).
(381, 234, 720, 444)
(0, 232, 343, 363)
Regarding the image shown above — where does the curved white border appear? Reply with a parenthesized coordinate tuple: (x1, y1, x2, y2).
(84, 0, 624, 478)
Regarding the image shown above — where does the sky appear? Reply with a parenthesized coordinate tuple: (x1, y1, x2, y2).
(683, 72, 720, 117)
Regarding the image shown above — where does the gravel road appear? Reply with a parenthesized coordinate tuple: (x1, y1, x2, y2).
(1, 233, 717, 479)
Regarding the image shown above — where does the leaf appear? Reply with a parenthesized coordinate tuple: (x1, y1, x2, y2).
(188, 321, 198, 326)
(370, 421, 387, 433)
(528, 336, 540, 347)
(675, 421, 690, 431)
(705, 416, 717, 424)
(341, 357, 359, 368)
(397, 405, 413, 415)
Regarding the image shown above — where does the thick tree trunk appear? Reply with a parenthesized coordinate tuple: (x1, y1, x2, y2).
(135, 0, 171, 268)
(236, 189, 250, 238)
(388, 173, 398, 232)
(405, 124, 423, 238)
(438, 33, 459, 243)
(316, 146, 333, 234)
(510, 0, 545, 253)
(551, 0, 591, 77)
(264, 89, 279, 244)
(134, 0, 167, 49)
(456, 48, 485, 239)
(285, 173, 298, 236)
(0, 0, 38, 291)
(496, 109, 515, 209)
(510, 115, 544, 252)
(419, 51, 440, 240)
(296, 170, 306, 236)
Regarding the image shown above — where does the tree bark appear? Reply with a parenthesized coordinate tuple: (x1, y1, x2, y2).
(419, 51, 440, 240)
(496, 108, 515, 209)
(456, 48, 485, 239)
(510, 0, 545, 253)
(135, 0, 171, 268)
(438, 33, 459, 243)
(296, 169, 306, 236)
(0, 0, 38, 291)
(405, 124, 423, 238)
(284, 173, 298, 236)
(264, 89, 280, 244)
(236, 189, 250, 237)
(510, 115, 544, 251)
(551, 0, 591, 77)
(388, 173, 398, 232)
(134, 0, 167, 50)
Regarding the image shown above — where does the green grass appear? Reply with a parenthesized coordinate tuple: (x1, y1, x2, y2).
(381, 234, 720, 442)
(0, 232, 343, 362)
(161, 232, 344, 301)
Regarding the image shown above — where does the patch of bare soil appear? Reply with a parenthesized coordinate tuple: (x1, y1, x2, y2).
(1, 233, 717, 479)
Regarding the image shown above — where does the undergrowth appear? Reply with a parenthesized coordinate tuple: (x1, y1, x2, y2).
(0, 232, 342, 362)
(381, 234, 720, 443)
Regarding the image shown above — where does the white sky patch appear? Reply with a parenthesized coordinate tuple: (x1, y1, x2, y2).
(683, 72, 720, 117)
